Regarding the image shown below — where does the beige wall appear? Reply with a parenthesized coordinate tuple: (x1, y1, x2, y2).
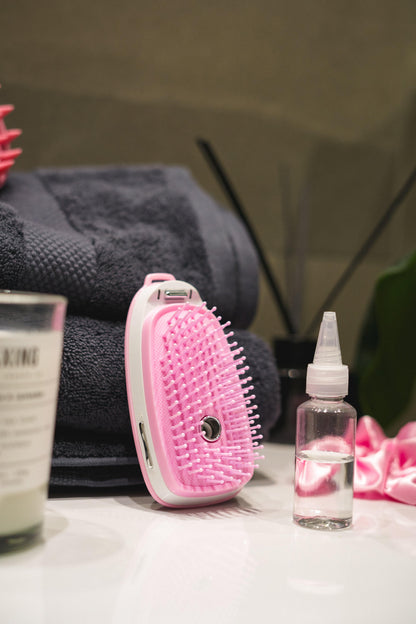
(1, 1, 416, 364)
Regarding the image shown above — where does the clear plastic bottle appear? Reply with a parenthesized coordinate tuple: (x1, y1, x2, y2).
(293, 312, 356, 530)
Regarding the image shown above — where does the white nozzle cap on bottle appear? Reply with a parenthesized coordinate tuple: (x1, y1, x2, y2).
(306, 311, 349, 398)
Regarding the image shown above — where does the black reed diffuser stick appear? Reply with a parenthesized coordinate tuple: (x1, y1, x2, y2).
(305, 165, 416, 336)
(197, 138, 296, 336)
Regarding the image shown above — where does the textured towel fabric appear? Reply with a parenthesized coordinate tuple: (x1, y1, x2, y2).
(0, 165, 280, 491)
(50, 316, 280, 489)
(0, 166, 258, 328)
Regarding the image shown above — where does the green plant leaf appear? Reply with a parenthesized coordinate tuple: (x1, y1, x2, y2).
(356, 250, 416, 429)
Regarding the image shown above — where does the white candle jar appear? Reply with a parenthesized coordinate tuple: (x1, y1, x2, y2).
(0, 291, 67, 552)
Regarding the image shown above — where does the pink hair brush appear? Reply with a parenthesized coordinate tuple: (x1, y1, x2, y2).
(0, 86, 22, 189)
(125, 273, 263, 507)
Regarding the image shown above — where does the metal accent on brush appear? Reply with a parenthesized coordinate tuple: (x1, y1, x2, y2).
(201, 416, 222, 442)
(164, 289, 188, 299)
(139, 422, 153, 469)
(305, 165, 416, 337)
(196, 138, 296, 336)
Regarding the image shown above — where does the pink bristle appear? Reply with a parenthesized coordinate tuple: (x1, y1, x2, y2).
(243, 385, 255, 395)
(251, 434, 263, 442)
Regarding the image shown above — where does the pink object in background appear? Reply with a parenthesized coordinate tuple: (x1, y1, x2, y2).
(355, 415, 416, 505)
(0, 86, 22, 189)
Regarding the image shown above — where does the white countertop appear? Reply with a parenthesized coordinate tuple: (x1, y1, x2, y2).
(1, 443, 415, 624)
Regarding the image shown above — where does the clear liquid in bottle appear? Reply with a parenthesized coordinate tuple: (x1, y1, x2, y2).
(294, 448, 354, 530)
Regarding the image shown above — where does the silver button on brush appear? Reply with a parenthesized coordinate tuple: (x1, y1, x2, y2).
(200, 416, 222, 442)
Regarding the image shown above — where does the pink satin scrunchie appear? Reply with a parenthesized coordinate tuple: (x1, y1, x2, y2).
(354, 416, 416, 505)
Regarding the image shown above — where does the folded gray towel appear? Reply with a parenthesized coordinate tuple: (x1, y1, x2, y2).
(0, 166, 259, 328)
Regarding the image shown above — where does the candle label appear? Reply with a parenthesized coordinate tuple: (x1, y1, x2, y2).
(0, 331, 63, 494)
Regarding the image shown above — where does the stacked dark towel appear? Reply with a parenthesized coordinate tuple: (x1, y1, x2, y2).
(0, 166, 259, 327)
(0, 166, 280, 490)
